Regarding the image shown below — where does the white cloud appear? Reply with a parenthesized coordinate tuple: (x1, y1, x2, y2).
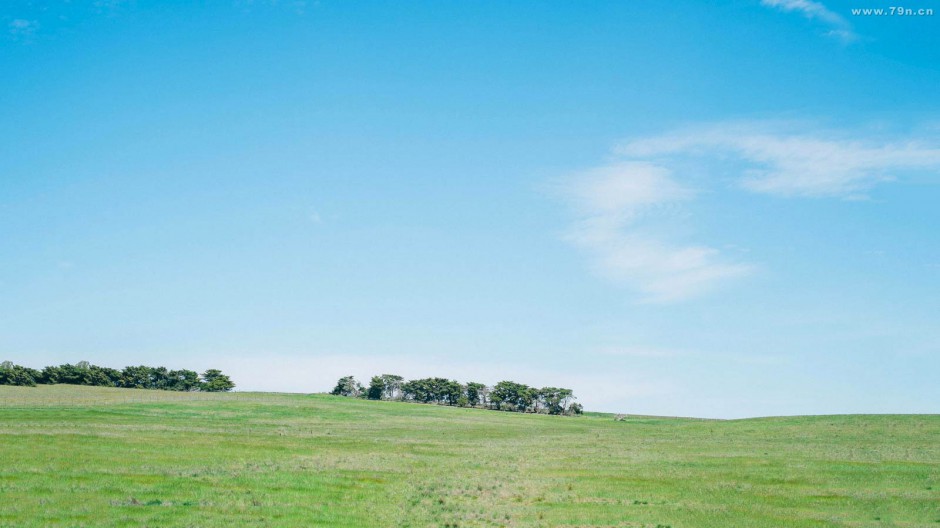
(619, 122, 940, 198)
(8, 19, 39, 40)
(558, 121, 940, 302)
(559, 162, 751, 303)
(563, 162, 692, 214)
(761, 0, 857, 42)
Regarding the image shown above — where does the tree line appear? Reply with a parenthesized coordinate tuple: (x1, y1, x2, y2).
(0, 361, 235, 392)
(331, 374, 583, 415)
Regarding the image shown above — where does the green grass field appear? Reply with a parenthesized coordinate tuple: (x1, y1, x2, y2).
(0, 385, 937, 527)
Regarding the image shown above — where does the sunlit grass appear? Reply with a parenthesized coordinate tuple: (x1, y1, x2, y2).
(1, 385, 937, 527)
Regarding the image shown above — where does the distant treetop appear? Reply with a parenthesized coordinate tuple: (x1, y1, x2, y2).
(332, 374, 582, 415)
(0, 361, 235, 392)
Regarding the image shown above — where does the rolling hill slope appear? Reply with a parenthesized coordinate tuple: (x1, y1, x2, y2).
(1, 385, 937, 527)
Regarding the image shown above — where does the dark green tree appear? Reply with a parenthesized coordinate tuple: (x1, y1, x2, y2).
(490, 381, 534, 412)
(330, 375, 362, 397)
(120, 365, 155, 389)
(401, 377, 462, 405)
(538, 387, 574, 415)
(167, 369, 200, 391)
(465, 382, 486, 407)
(200, 369, 235, 392)
(88, 365, 121, 387)
(0, 362, 38, 387)
(150, 367, 171, 390)
(41, 363, 93, 385)
(366, 375, 386, 400)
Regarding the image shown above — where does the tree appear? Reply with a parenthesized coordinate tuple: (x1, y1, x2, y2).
(150, 367, 171, 390)
(167, 369, 200, 391)
(366, 375, 386, 400)
(517, 385, 537, 412)
(330, 375, 362, 397)
(0, 362, 38, 387)
(120, 365, 155, 389)
(87, 365, 121, 387)
(38, 365, 62, 384)
(538, 387, 574, 415)
(378, 374, 404, 400)
(201, 369, 235, 392)
(400, 379, 424, 402)
(3, 361, 237, 392)
(441, 380, 463, 406)
(478, 384, 490, 407)
(465, 382, 486, 407)
(401, 378, 433, 403)
(490, 381, 534, 412)
(42, 363, 94, 385)
(400, 377, 462, 405)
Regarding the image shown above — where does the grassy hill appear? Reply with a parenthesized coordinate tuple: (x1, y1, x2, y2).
(0, 385, 937, 527)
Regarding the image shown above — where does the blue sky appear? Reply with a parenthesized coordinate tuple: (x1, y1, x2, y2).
(2, 0, 938, 417)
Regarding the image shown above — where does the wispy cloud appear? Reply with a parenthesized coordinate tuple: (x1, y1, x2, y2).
(558, 121, 940, 302)
(761, 0, 857, 42)
(8, 19, 39, 41)
(619, 122, 940, 198)
(558, 162, 752, 303)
